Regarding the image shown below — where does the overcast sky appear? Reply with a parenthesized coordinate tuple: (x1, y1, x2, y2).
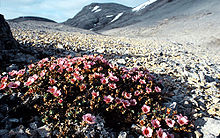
(0, 0, 145, 22)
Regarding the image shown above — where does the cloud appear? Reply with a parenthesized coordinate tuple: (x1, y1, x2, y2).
(1, 0, 145, 22)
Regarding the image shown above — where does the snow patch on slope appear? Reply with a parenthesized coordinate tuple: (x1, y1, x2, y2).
(94, 9, 102, 13)
(106, 15, 114, 18)
(111, 12, 123, 23)
(132, 0, 158, 12)
(91, 6, 100, 12)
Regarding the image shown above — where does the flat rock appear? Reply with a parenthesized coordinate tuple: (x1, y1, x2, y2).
(200, 117, 220, 137)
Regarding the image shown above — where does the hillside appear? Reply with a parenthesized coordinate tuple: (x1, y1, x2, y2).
(8, 16, 56, 23)
(101, 0, 220, 51)
(63, 3, 132, 30)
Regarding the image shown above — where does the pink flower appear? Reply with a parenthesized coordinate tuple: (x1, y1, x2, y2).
(108, 83, 117, 89)
(162, 132, 168, 138)
(32, 74, 38, 81)
(155, 86, 161, 92)
(151, 119, 161, 128)
(176, 114, 188, 126)
(165, 118, 175, 128)
(100, 77, 109, 84)
(124, 92, 132, 99)
(80, 84, 86, 91)
(40, 70, 47, 77)
(47, 86, 58, 94)
(109, 75, 119, 82)
(75, 75, 84, 81)
(156, 128, 164, 138)
(47, 86, 61, 97)
(104, 95, 114, 104)
(70, 78, 76, 84)
(142, 105, 150, 114)
(134, 90, 141, 96)
(94, 73, 104, 78)
(82, 113, 96, 124)
(49, 64, 56, 71)
(84, 64, 91, 69)
(66, 67, 73, 72)
(132, 75, 139, 82)
(121, 74, 126, 79)
(17, 69, 25, 76)
(146, 87, 152, 94)
(40, 58, 49, 63)
(28, 64, 35, 69)
(0, 83, 7, 90)
(9, 70, 18, 76)
(142, 126, 153, 137)
(130, 99, 137, 106)
(8, 81, 20, 88)
(53, 90, 61, 97)
(24, 77, 35, 86)
(122, 99, 130, 108)
(115, 97, 121, 104)
(92, 91, 99, 97)
(49, 78, 56, 85)
(139, 79, 146, 84)
(1, 76, 8, 83)
(58, 99, 63, 104)
(98, 67, 103, 72)
(38, 63, 44, 68)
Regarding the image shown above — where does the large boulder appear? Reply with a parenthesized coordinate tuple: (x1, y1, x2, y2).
(0, 14, 19, 50)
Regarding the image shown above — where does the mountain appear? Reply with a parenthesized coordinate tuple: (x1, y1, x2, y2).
(101, 0, 220, 47)
(8, 16, 56, 23)
(63, 0, 173, 31)
(99, 0, 173, 31)
(63, 3, 132, 30)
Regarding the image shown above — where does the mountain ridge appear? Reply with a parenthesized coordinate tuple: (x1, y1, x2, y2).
(8, 16, 56, 23)
(63, 2, 132, 30)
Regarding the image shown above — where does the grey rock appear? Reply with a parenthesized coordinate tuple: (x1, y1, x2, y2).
(15, 133, 29, 138)
(97, 48, 105, 53)
(0, 104, 9, 113)
(37, 125, 50, 137)
(118, 131, 127, 138)
(29, 122, 38, 130)
(8, 118, 19, 123)
(195, 130, 203, 138)
(205, 75, 216, 83)
(0, 129, 9, 136)
(6, 64, 19, 72)
(200, 117, 220, 137)
(117, 59, 126, 65)
(0, 14, 19, 50)
(0, 113, 4, 120)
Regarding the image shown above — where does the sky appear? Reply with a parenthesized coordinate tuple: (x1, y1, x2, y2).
(0, 0, 145, 23)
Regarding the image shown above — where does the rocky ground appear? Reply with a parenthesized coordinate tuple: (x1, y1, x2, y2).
(0, 20, 219, 137)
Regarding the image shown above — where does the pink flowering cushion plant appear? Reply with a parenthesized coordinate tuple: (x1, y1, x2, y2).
(141, 105, 151, 114)
(8, 81, 20, 88)
(0, 55, 193, 137)
(142, 126, 153, 137)
(165, 118, 175, 128)
(151, 119, 161, 128)
(82, 113, 96, 124)
(0, 82, 7, 90)
(176, 114, 189, 126)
